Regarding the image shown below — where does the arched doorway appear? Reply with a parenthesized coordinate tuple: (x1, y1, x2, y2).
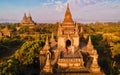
(66, 40, 71, 48)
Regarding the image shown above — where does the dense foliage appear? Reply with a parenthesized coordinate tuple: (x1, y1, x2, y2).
(15, 40, 42, 65)
(0, 37, 45, 75)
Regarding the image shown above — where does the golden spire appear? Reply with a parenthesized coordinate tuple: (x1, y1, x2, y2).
(50, 32, 55, 43)
(87, 36, 93, 46)
(22, 13, 27, 21)
(24, 13, 27, 18)
(65, 3, 71, 17)
(86, 36, 93, 48)
(43, 36, 50, 50)
(28, 11, 31, 18)
(63, 3, 74, 24)
(42, 52, 53, 73)
(75, 23, 79, 35)
(86, 36, 94, 55)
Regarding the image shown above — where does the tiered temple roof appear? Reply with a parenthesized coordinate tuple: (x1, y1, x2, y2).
(20, 12, 35, 25)
(85, 36, 103, 74)
(40, 3, 104, 75)
(43, 36, 50, 50)
(86, 36, 94, 54)
(62, 3, 74, 27)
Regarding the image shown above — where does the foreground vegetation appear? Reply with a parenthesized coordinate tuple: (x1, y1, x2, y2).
(0, 22, 120, 75)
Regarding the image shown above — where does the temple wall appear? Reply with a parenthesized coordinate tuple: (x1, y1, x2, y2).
(72, 37, 79, 48)
(58, 36, 79, 49)
(40, 54, 47, 69)
(58, 58, 84, 69)
(58, 37, 65, 49)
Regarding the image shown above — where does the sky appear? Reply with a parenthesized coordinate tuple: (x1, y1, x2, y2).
(0, 0, 120, 23)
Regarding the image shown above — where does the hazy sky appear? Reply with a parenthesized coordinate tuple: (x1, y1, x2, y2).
(0, 0, 120, 23)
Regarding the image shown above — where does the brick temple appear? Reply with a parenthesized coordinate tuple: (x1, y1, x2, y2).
(40, 4, 104, 75)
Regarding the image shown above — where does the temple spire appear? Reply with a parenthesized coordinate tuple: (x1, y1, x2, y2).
(86, 36, 94, 49)
(27, 11, 34, 24)
(28, 11, 31, 17)
(88, 36, 91, 44)
(42, 52, 53, 73)
(50, 32, 55, 43)
(21, 13, 27, 23)
(75, 23, 79, 36)
(67, 3, 69, 7)
(67, 3, 69, 10)
(90, 50, 101, 72)
(63, 3, 73, 24)
(24, 13, 27, 19)
(43, 36, 50, 50)
(20, 11, 35, 25)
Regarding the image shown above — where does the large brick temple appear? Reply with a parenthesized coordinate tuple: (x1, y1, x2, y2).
(20, 11, 35, 29)
(40, 4, 105, 75)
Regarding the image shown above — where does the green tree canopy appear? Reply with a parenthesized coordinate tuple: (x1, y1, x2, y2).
(14, 40, 43, 65)
(111, 43, 120, 58)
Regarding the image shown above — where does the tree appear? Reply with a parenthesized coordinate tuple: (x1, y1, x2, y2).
(14, 40, 43, 65)
(111, 43, 120, 58)
(0, 38, 45, 75)
(0, 57, 25, 75)
(110, 43, 120, 75)
(19, 26, 29, 34)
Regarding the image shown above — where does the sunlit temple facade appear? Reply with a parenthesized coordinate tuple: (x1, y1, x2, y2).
(40, 4, 104, 75)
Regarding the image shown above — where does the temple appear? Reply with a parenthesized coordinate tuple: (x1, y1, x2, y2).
(0, 26, 13, 37)
(58, 3, 79, 49)
(40, 4, 104, 75)
(20, 12, 35, 26)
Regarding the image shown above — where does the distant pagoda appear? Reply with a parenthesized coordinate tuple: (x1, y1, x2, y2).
(20, 11, 35, 26)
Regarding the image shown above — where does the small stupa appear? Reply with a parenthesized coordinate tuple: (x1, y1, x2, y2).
(42, 52, 53, 73)
(86, 36, 94, 54)
(50, 32, 56, 43)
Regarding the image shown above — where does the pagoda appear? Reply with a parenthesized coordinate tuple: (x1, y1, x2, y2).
(40, 3, 105, 75)
(20, 12, 35, 26)
(58, 3, 79, 49)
